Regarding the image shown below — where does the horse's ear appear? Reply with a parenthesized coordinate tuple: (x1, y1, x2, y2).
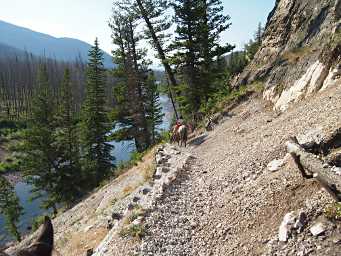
(36, 216, 54, 249)
(24, 216, 54, 256)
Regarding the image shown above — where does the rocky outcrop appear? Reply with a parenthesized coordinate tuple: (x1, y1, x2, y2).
(233, 0, 341, 112)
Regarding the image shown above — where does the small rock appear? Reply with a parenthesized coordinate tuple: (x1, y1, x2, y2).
(331, 166, 341, 176)
(141, 188, 150, 195)
(278, 212, 296, 242)
(332, 236, 341, 244)
(293, 211, 307, 232)
(133, 196, 140, 202)
(86, 248, 93, 256)
(154, 174, 162, 180)
(112, 212, 122, 220)
(84, 225, 94, 232)
(267, 159, 285, 172)
(127, 203, 135, 211)
(190, 221, 198, 229)
(132, 217, 143, 226)
(310, 222, 326, 236)
(107, 220, 113, 230)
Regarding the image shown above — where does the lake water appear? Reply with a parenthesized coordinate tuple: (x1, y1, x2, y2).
(0, 95, 173, 246)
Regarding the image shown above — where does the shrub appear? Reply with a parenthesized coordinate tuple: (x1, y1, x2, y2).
(119, 224, 145, 239)
(324, 203, 341, 220)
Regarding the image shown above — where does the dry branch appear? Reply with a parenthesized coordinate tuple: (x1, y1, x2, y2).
(286, 137, 341, 202)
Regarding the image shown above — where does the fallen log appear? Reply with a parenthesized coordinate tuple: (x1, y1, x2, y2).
(286, 137, 341, 202)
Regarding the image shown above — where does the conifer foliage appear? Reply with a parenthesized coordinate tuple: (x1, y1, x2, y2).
(20, 64, 60, 213)
(109, 3, 164, 152)
(54, 68, 82, 203)
(80, 39, 114, 187)
(0, 176, 23, 242)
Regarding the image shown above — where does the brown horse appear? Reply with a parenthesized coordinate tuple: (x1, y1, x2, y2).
(171, 124, 188, 147)
(1, 216, 54, 256)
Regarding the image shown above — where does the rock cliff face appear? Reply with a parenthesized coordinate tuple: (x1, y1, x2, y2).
(233, 0, 341, 112)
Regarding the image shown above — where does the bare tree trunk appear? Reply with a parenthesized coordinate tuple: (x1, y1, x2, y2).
(135, 0, 179, 119)
(286, 137, 341, 202)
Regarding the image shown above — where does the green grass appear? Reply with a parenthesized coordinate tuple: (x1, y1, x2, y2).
(119, 224, 145, 239)
(127, 206, 145, 224)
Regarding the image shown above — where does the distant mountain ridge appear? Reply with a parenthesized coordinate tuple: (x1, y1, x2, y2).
(0, 20, 113, 67)
(0, 42, 28, 58)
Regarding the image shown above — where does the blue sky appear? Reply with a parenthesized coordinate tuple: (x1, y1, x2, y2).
(0, 0, 275, 65)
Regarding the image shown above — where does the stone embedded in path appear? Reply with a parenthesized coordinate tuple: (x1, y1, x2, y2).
(278, 212, 296, 242)
(267, 159, 285, 172)
(293, 211, 307, 232)
(310, 222, 326, 236)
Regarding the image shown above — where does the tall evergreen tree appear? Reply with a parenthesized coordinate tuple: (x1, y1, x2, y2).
(171, 0, 202, 114)
(110, 5, 153, 152)
(20, 64, 60, 213)
(145, 73, 164, 144)
(54, 68, 82, 203)
(170, 0, 233, 116)
(0, 176, 23, 242)
(80, 39, 114, 187)
(135, 0, 180, 119)
(197, 0, 234, 101)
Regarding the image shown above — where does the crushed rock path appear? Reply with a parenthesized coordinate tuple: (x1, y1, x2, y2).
(140, 86, 341, 256)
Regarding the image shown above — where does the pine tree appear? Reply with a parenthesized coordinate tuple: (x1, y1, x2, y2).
(135, 0, 180, 119)
(245, 23, 264, 61)
(171, 0, 202, 114)
(197, 0, 234, 102)
(169, 0, 234, 116)
(80, 39, 114, 187)
(255, 22, 264, 46)
(0, 176, 23, 242)
(20, 65, 61, 213)
(54, 68, 82, 203)
(145, 72, 164, 144)
(110, 5, 153, 152)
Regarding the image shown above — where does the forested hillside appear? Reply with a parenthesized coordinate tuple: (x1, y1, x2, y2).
(2, 0, 340, 255)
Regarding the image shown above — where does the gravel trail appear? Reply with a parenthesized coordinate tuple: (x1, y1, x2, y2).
(140, 86, 341, 256)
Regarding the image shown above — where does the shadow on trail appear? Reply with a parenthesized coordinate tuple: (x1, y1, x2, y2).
(188, 134, 208, 146)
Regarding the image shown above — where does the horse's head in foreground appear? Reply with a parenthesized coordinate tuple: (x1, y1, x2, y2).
(1, 216, 54, 256)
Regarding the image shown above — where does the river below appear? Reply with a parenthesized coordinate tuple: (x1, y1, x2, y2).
(0, 95, 173, 246)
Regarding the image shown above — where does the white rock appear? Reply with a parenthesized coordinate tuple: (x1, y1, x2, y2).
(267, 159, 285, 172)
(84, 225, 94, 232)
(274, 61, 325, 112)
(132, 217, 143, 226)
(278, 212, 296, 242)
(331, 166, 341, 176)
(310, 222, 326, 236)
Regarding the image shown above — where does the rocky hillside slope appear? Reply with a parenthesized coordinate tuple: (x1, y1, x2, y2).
(5, 85, 340, 256)
(233, 0, 340, 112)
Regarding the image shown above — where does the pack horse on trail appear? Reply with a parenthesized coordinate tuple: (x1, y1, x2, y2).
(171, 120, 188, 147)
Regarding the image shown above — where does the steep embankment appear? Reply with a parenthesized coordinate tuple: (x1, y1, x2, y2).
(6, 85, 340, 256)
(233, 0, 340, 112)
